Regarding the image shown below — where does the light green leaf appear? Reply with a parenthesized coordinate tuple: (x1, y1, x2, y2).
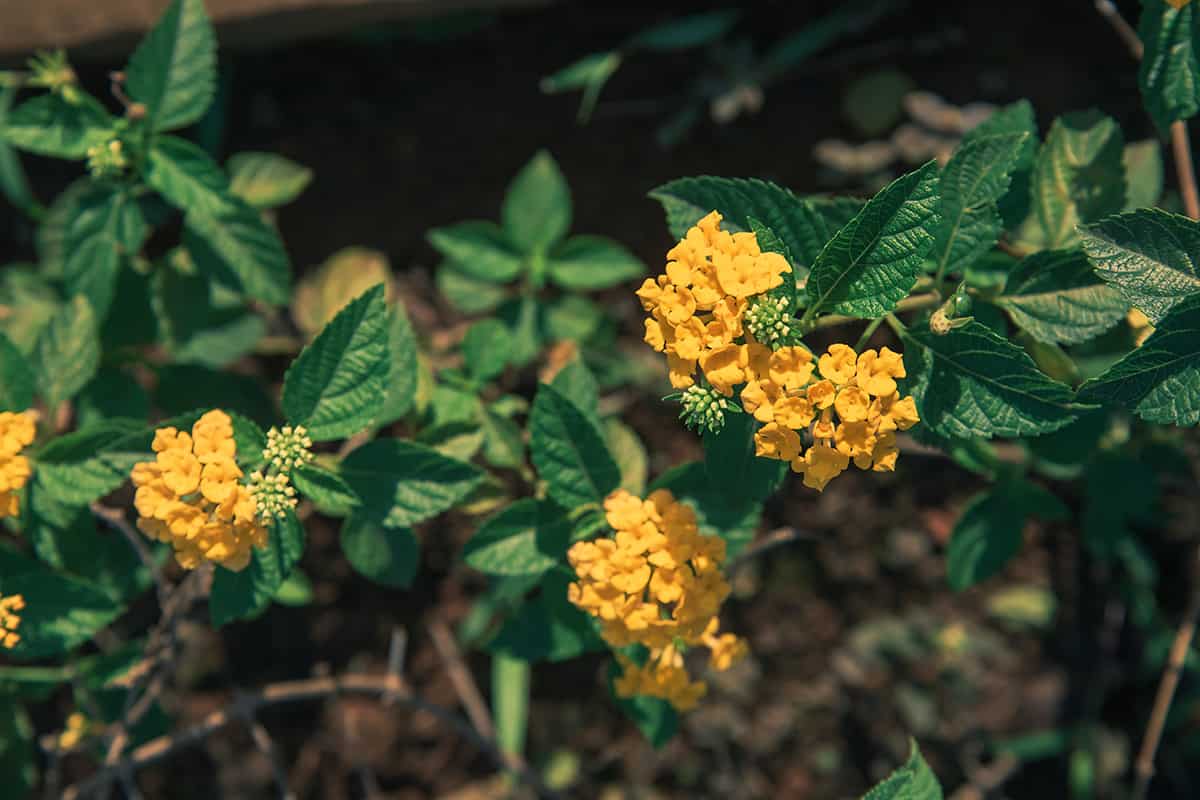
(376, 304, 421, 425)
(184, 198, 291, 305)
(463, 498, 570, 577)
(547, 235, 643, 290)
(274, 569, 313, 606)
(35, 295, 99, 411)
(340, 439, 483, 527)
(1077, 294, 1200, 425)
(502, 150, 572, 252)
(480, 403, 525, 469)
(0, 268, 58, 354)
(1124, 140, 1164, 210)
(436, 264, 510, 313)
(539, 51, 621, 122)
(1033, 110, 1125, 249)
(33, 419, 145, 507)
(606, 419, 648, 495)
(542, 294, 605, 342)
(0, 333, 34, 411)
(2, 93, 111, 159)
(492, 653, 530, 758)
(0, 543, 122, 660)
(145, 135, 235, 216)
(946, 480, 1068, 590)
(862, 741, 943, 800)
(628, 10, 739, 51)
(125, 0, 217, 132)
(998, 249, 1127, 344)
(1079, 207, 1200, 323)
(227, 151, 312, 209)
(292, 463, 360, 516)
(1138, 0, 1200, 133)
(463, 318, 513, 383)
(932, 133, 1027, 277)
(648, 176, 837, 270)
(282, 283, 388, 440)
(529, 382, 620, 508)
(339, 512, 418, 588)
(902, 321, 1083, 438)
(63, 182, 147, 320)
(428, 221, 524, 283)
(210, 511, 305, 627)
(806, 160, 941, 318)
(498, 294, 543, 367)
(549, 358, 600, 424)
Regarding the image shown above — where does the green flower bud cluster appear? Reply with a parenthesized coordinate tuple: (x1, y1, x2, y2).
(743, 295, 795, 348)
(249, 471, 297, 522)
(263, 425, 314, 473)
(86, 139, 128, 179)
(27, 50, 77, 98)
(679, 385, 730, 434)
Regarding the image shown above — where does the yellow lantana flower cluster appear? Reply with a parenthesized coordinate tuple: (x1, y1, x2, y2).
(750, 343, 920, 491)
(131, 410, 267, 572)
(0, 592, 24, 649)
(0, 411, 36, 518)
(567, 489, 748, 711)
(638, 210, 791, 391)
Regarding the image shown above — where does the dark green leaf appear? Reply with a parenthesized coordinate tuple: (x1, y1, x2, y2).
(999, 249, 1127, 344)
(125, 0, 217, 132)
(462, 318, 513, 383)
(76, 367, 150, 426)
(152, 268, 265, 368)
(339, 512, 418, 587)
(2, 93, 111, 159)
(502, 150, 572, 252)
(210, 511, 305, 626)
(902, 321, 1083, 438)
(613, 665, 678, 748)
(436, 264, 510, 313)
(35, 295, 99, 411)
(1033, 111, 1126, 249)
(1138, 0, 1200, 133)
(1077, 294, 1200, 424)
(628, 10, 739, 51)
(806, 161, 941, 317)
(154, 365, 277, 428)
(463, 498, 570, 577)
(377, 305, 420, 425)
(340, 439, 483, 527)
(183, 198, 291, 305)
(547, 235, 643, 290)
(1079, 207, 1200, 323)
(703, 411, 788, 507)
(427, 221, 524, 283)
(63, 182, 147, 320)
(0, 700, 36, 794)
(0, 334, 34, 411)
(282, 284, 390, 440)
(488, 571, 604, 662)
(145, 135, 235, 216)
(549, 358, 600, 424)
(33, 419, 145, 507)
(529, 382, 620, 508)
(862, 740, 944, 800)
(0, 85, 38, 216)
(650, 461, 761, 557)
(292, 463, 360, 516)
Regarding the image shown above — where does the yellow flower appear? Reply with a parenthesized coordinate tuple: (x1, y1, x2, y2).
(0, 411, 37, 518)
(740, 379, 782, 422)
(754, 423, 802, 462)
(856, 346, 906, 397)
(635, 276, 666, 310)
(658, 285, 698, 325)
(0, 592, 24, 649)
(643, 317, 668, 351)
(716, 252, 789, 298)
(774, 396, 815, 429)
(870, 392, 920, 433)
(669, 317, 708, 361)
(812, 407, 836, 440)
(806, 379, 837, 410)
(130, 410, 267, 572)
(818, 343, 858, 384)
(0, 411, 36, 458)
(870, 431, 899, 472)
(703, 619, 749, 671)
(835, 421, 876, 460)
(699, 344, 746, 396)
(834, 386, 871, 423)
(768, 346, 814, 390)
(667, 354, 697, 389)
(57, 712, 90, 750)
(791, 443, 849, 492)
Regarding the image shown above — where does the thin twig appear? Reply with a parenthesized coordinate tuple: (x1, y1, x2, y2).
(427, 617, 496, 742)
(811, 292, 940, 331)
(1132, 554, 1200, 800)
(61, 673, 557, 800)
(728, 527, 815, 574)
(1171, 121, 1200, 219)
(91, 502, 166, 607)
(240, 710, 295, 800)
(1095, 0, 1144, 59)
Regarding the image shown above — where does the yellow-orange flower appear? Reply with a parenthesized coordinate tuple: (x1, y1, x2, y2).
(0, 592, 24, 649)
(0, 411, 37, 518)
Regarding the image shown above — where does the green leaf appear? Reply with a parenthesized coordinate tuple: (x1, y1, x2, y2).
(650, 461, 761, 557)
(463, 499, 570, 577)
(747, 217, 798, 311)
(606, 419, 648, 496)
(549, 358, 600, 424)
(63, 182, 147, 320)
(282, 284, 390, 440)
(153, 365, 276, 427)
(1077, 295, 1200, 425)
(998, 249, 1127, 344)
(492, 653, 530, 758)
(480, 404, 525, 469)
(502, 150, 572, 252)
(961, 99, 1039, 229)
(340, 439, 483, 527)
(274, 569, 313, 606)
(35, 295, 99, 411)
(932, 133, 1027, 277)
(615, 689, 678, 749)
(628, 10, 739, 51)
(145, 135, 235, 216)
(539, 51, 621, 122)
(946, 480, 1068, 590)
(339, 512, 418, 588)
(210, 511, 305, 627)
(2, 93, 111, 159)
(702, 412, 787, 506)
(0, 334, 34, 411)
(547, 235, 643, 290)
(0, 701, 36, 794)
(488, 571, 604, 662)
(125, 0, 217, 132)
(1124, 140, 1164, 210)
(376, 305, 420, 425)
(806, 160, 941, 318)
(152, 269, 265, 368)
(227, 151, 312, 209)
(529, 382, 620, 508)
(1138, 0, 1200, 133)
(463, 318, 513, 383)
(862, 741, 943, 800)
(902, 321, 1083, 438)
(0, 85, 38, 217)
(0, 543, 122, 659)
(1033, 111, 1126, 249)
(498, 294, 543, 367)
(0, 268, 58, 354)
(436, 264, 510, 313)
(183, 198, 291, 305)
(648, 176, 838, 270)
(428, 221, 524, 283)
(1079, 208, 1200, 324)
(292, 463, 360, 516)
(33, 419, 145, 507)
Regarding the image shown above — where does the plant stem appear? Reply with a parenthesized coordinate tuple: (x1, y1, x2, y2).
(1171, 120, 1200, 219)
(810, 292, 940, 331)
(1095, 0, 1144, 59)
(854, 317, 886, 352)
